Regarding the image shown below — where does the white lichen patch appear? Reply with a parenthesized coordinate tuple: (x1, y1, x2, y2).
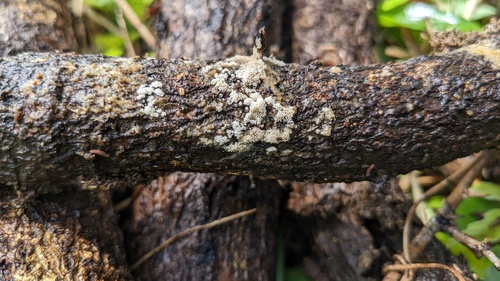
(314, 107, 336, 137)
(201, 52, 296, 152)
(136, 81, 166, 118)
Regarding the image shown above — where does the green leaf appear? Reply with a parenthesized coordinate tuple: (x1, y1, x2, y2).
(378, 0, 409, 12)
(128, 0, 154, 19)
(429, 17, 481, 32)
(85, 0, 114, 9)
(426, 195, 445, 211)
(377, 4, 426, 30)
(455, 197, 500, 229)
(377, 2, 482, 31)
(471, 181, 500, 201)
(462, 208, 500, 241)
(433, 0, 497, 21)
(464, 3, 497, 21)
(435, 232, 494, 279)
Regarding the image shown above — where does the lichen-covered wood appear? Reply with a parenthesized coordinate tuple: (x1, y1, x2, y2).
(1, 36, 499, 191)
(126, 2, 284, 279)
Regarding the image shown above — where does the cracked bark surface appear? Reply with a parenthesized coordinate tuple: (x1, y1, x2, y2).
(1, 32, 499, 191)
(0, 0, 78, 56)
(290, 0, 376, 65)
(0, 1, 132, 280)
(124, 173, 283, 280)
(155, 0, 274, 60)
(0, 186, 133, 281)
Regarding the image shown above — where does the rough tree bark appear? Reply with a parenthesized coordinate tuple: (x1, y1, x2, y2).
(0, 1, 133, 280)
(0, 0, 78, 56)
(1, 27, 499, 191)
(0, 1, 499, 280)
(124, 174, 283, 280)
(290, 0, 375, 65)
(155, 0, 274, 60)
(124, 1, 283, 279)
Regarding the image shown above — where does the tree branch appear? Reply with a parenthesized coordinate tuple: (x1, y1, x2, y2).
(1, 26, 499, 190)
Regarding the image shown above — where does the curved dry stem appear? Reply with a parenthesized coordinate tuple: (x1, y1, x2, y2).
(402, 151, 485, 262)
(382, 262, 466, 281)
(113, 0, 155, 49)
(130, 208, 257, 270)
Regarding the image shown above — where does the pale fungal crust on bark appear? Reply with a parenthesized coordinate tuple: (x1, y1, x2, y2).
(198, 49, 299, 153)
(462, 44, 500, 69)
(313, 107, 335, 137)
(1, 22, 499, 188)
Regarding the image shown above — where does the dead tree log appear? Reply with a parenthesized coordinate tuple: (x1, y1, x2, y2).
(1, 26, 499, 191)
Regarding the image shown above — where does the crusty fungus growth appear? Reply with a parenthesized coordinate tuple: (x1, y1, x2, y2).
(199, 30, 297, 153)
(314, 107, 336, 137)
(136, 80, 167, 118)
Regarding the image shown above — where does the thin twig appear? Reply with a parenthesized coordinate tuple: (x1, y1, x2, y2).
(408, 151, 490, 260)
(402, 152, 485, 262)
(115, 5, 136, 57)
(442, 223, 500, 270)
(130, 208, 257, 270)
(382, 262, 466, 281)
(82, 5, 121, 35)
(113, 0, 155, 49)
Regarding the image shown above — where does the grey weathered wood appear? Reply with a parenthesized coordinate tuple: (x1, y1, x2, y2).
(0, 37, 499, 191)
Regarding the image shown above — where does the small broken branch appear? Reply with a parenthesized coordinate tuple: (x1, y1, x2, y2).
(441, 223, 500, 270)
(403, 152, 485, 262)
(407, 151, 491, 260)
(0, 25, 499, 191)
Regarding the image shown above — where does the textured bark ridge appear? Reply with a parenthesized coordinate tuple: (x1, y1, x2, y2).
(1, 36, 499, 190)
(0, 0, 78, 56)
(291, 0, 376, 65)
(0, 186, 133, 281)
(124, 173, 282, 280)
(155, 0, 274, 60)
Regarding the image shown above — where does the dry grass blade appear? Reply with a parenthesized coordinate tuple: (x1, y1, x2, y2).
(115, 5, 135, 57)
